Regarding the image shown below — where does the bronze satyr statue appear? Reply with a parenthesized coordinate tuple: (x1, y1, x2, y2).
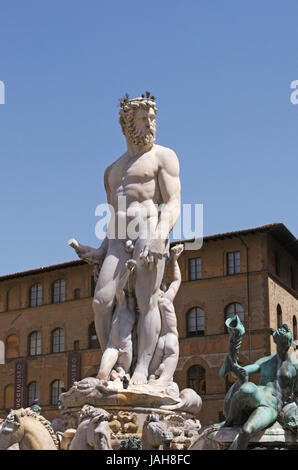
(217, 315, 298, 450)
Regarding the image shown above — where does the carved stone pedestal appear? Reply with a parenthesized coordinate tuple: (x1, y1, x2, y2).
(58, 377, 201, 450)
(60, 405, 200, 450)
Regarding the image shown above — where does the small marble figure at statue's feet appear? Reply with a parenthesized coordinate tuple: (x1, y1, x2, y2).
(110, 366, 126, 381)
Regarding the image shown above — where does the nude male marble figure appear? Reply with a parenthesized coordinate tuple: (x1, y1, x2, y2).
(70, 93, 181, 385)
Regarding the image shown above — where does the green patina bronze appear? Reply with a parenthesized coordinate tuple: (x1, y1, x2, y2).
(217, 315, 298, 450)
(119, 437, 142, 450)
(30, 398, 42, 415)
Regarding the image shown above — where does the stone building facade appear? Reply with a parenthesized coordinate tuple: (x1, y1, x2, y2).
(0, 223, 297, 425)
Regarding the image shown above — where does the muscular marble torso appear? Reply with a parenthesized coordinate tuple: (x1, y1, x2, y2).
(105, 144, 179, 241)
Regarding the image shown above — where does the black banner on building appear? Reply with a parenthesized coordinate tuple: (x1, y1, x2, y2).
(67, 351, 81, 389)
(14, 360, 27, 409)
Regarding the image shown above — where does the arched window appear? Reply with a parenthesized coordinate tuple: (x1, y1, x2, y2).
(29, 331, 41, 356)
(277, 304, 282, 329)
(53, 280, 66, 303)
(30, 284, 42, 307)
(187, 365, 206, 394)
(227, 251, 240, 275)
(89, 322, 100, 349)
(4, 384, 14, 409)
(5, 335, 19, 359)
(188, 258, 202, 280)
(27, 382, 40, 406)
(293, 316, 297, 341)
(52, 328, 64, 353)
(51, 380, 64, 405)
(225, 303, 244, 329)
(187, 308, 205, 336)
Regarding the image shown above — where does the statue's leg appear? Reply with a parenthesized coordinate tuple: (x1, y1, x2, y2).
(130, 242, 165, 384)
(233, 406, 278, 450)
(116, 345, 132, 375)
(148, 336, 164, 378)
(98, 347, 119, 380)
(93, 240, 129, 351)
(154, 335, 179, 384)
(225, 381, 261, 427)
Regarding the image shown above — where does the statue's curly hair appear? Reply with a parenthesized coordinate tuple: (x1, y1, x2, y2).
(118, 96, 157, 137)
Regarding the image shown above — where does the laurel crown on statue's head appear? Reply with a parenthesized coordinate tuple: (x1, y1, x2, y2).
(119, 91, 157, 116)
(119, 91, 156, 111)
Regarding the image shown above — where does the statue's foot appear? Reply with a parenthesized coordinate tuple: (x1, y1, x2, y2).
(97, 371, 109, 381)
(130, 371, 148, 385)
(110, 367, 125, 381)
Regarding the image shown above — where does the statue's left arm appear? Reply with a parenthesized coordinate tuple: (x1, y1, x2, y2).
(155, 149, 181, 252)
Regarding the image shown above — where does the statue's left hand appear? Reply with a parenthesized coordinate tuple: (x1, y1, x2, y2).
(140, 239, 166, 267)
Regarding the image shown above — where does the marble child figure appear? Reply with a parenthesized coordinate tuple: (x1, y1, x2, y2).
(98, 259, 137, 381)
(149, 244, 184, 385)
(69, 93, 181, 385)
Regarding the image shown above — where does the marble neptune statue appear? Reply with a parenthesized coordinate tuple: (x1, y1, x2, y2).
(69, 92, 181, 387)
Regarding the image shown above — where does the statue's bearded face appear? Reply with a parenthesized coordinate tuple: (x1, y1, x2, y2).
(121, 105, 156, 148)
(130, 107, 156, 147)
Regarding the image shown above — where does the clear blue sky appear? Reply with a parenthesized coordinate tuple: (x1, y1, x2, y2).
(0, 0, 297, 275)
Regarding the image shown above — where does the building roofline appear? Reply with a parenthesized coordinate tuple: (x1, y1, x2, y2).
(0, 223, 297, 282)
(0, 259, 86, 282)
(178, 223, 297, 258)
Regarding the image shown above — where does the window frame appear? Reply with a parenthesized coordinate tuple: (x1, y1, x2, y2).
(187, 365, 206, 394)
(188, 257, 202, 281)
(29, 331, 41, 356)
(51, 328, 65, 353)
(30, 284, 43, 308)
(28, 381, 40, 406)
(51, 380, 64, 406)
(187, 307, 205, 337)
(224, 303, 245, 331)
(52, 279, 66, 304)
(227, 251, 240, 275)
(277, 304, 283, 329)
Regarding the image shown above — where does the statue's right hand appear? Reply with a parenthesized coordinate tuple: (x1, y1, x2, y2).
(68, 238, 103, 265)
